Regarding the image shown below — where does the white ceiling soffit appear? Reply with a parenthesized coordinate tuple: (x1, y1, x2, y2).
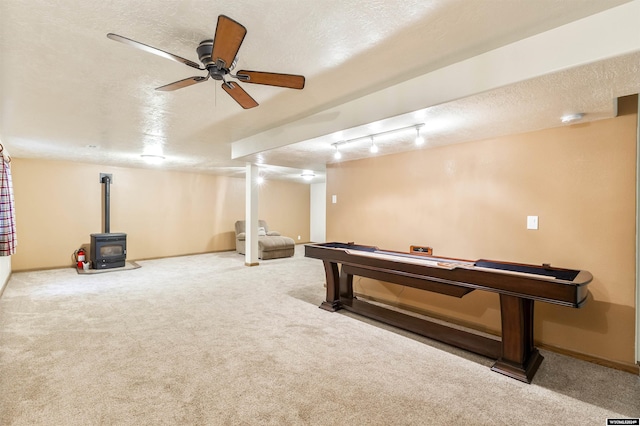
(232, 1, 640, 169)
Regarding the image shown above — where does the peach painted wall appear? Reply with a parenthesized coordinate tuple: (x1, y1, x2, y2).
(10, 159, 309, 270)
(326, 96, 637, 367)
(258, 179, 310, 244)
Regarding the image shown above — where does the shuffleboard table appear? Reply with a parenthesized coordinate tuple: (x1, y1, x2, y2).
(305, 242, 592, 383)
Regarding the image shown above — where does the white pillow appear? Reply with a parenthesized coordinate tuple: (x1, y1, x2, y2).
(258, 227, 267, 236)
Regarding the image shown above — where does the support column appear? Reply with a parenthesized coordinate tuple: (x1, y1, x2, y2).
(245, 163, 259, 267)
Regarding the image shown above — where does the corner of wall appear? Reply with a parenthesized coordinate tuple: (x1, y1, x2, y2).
(0, 256, 12, 298)
(635, 93, 640, 366)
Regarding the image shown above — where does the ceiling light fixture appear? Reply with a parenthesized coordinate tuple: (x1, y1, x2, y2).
(331, 123, 425, 158)
(561, 113, 585, 124)
(415, 127, 425, 146)
(256, 175, 265, 185)
(370, 136, 378, 154)
(334, 145, 342, 160)
(140, 154, 165, 164)
(301, 170, 315, 181)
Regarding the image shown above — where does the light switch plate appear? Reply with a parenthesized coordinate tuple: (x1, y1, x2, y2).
(527, 216, 539, 230)
(332, 195, 337, 204)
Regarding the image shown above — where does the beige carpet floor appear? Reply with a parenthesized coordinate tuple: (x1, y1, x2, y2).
(0, 245, 638, 425)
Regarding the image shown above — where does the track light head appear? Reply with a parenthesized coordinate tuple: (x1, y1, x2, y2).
(370, 137, 378, 154)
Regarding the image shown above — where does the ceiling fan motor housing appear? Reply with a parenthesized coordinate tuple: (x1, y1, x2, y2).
(197, 39, 229, 80)
(197, 40, 215, 66)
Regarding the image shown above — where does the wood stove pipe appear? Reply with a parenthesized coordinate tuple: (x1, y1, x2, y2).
(100, 173, 112, 234)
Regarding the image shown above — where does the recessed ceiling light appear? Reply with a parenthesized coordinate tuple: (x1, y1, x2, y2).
(561, 113, 585, 123)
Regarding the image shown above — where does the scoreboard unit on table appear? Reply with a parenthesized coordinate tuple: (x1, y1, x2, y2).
(304, 242, 592, 383)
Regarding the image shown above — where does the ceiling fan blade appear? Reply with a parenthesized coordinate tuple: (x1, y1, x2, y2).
(235, 70, 305, 89)
(107, 33, 204, 70)
(156, 76, 208, 91)
(211, 15, 247, 69)
(222, 81, 258, 109)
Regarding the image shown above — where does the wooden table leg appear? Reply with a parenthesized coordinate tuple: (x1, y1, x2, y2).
(339, 265, 354, 299)
(320, 260, 342, 311)
(491, 294, 543, 383)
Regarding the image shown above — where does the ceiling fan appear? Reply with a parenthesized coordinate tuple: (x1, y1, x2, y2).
(107, 15, 305, 109)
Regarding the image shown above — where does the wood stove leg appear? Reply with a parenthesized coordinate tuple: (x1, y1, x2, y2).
(320, 261, 342, 311)
(491, 294, 543, 383)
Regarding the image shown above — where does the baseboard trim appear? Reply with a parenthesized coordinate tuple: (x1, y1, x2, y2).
(537, 343, 639, 375)
(0, 271, 11, 299)
(13, 249, 238, 272)
(355, 292, 639, 376)
(131, 249, 236, 263)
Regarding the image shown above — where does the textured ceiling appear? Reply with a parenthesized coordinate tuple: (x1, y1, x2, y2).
(253, 51, 640, 171)
(0, 0, 638, 183)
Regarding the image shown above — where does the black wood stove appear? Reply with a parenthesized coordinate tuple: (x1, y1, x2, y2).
(90, 232, 126, 269)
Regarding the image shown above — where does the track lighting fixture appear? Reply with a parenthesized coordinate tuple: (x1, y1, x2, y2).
(334, 145, 342, 160)
(330, 123, 425, 159)
(415, 127, 424, 146)
(369, 137, 378, 154)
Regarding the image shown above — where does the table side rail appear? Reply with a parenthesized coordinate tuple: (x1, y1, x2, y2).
(342, 264, 474, 298)
(342, 261, 587, 308)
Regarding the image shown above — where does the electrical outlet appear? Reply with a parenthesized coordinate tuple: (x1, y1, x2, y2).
(297, 235, 301, 240)
(527, 216, 539, 230)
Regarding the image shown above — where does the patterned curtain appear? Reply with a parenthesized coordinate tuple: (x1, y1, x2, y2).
(0, 144, 17, 256)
